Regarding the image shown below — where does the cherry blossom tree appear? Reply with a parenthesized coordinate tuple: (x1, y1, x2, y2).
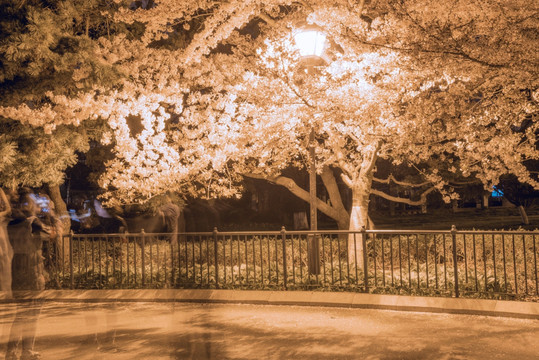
(1, 0, 537, 264)
(114, 0, 537, 263)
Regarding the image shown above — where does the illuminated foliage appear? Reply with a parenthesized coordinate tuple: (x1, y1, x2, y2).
(0, 0, 537, 245)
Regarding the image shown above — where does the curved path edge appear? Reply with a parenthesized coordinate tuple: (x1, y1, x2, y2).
(1, 289, 537, 319)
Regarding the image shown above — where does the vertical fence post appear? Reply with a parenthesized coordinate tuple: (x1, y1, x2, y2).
(361, 227, 369, 293)
(213, 227, 219, 288)
(69, 231, 74, 289)
(308, 233, 320, 275)
(141, 229, 146, 287)
(281, 226, 288, 290)
(61, 233, 66, 286)
(451, 225, 459, 298)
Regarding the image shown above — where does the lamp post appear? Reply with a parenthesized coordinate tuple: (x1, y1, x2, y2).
(293, 29, 327, 275)
(308, 128, 317, 233)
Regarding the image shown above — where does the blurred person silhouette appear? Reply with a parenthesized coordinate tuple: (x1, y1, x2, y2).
(5, 188, 48, 360)
(0, 188, 13, 296)
(34, 192, 63, 286)
(81, 303, 118, 355)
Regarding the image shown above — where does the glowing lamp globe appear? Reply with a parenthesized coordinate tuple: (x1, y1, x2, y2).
(293, 30, 327, 58)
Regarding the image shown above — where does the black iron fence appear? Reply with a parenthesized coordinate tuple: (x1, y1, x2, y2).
(41, 227, 539, 301)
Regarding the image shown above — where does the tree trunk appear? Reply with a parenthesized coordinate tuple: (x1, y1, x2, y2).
(46, 183, 71, 266)
(345, 142, 380, 270)
(482, 193, 489, 208)
(348, 185, 370, 269)
(47, 184, 70, 234)
(319, 166, 349, 230)
(517, 205, 529, 225)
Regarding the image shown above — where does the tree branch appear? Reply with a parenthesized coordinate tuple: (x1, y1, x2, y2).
(357, 0, 366, 16)
(341, 173, 353, 187)
(258, 13, 277, 26)
(373, 174, 431, 187)
(320, 166, 347, 213)
(371, 187, 436, 206)
(342, 26, 505, 69)
(448, 179, 482, 186)
(243, 173, 343, 220)
(281, 72, 316, 108)
(360, 140, 381, 177)
(333, 148, 355, 177)
(394, 2, 506, 68)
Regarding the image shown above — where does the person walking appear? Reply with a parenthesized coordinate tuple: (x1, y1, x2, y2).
(5, 188, 48, 360)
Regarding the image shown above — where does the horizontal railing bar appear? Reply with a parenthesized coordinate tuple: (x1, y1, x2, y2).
(67, 230, 450, 238)
(451, 230, 539, 235)
(66, 229, 539, 238)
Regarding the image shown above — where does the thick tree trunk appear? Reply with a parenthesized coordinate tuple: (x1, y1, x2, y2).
(46, 184, 70, 234)
(348, 185, 370, 269)
(320, 166, 349, 230)
(46, 183, 71, 266)
(517, 205, 529, 225)
(344, 141, 380, 270)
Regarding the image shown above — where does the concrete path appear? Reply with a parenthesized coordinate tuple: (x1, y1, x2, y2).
(0, 301, 537, 360)
(3, 289, 538, 319)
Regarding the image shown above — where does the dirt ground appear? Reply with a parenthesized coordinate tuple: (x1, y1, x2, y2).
(0, 301, 537, 359)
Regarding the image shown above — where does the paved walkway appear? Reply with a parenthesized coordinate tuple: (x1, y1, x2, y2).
(3, 289, 538, 319)
(0, 301, 537, 359)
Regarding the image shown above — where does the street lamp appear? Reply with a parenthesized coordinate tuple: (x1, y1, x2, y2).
(293, 28, 327, 275)
(293, 28, 327, 234)
(293, 30, 327, 58)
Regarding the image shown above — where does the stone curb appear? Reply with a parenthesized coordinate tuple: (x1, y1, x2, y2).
(0, 289, 537, 319)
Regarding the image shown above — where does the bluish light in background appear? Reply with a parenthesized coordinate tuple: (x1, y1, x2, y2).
(492, 187, 504, 197)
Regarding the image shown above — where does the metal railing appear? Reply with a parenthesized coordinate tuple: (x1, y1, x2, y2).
(41, 227, 539, 300)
